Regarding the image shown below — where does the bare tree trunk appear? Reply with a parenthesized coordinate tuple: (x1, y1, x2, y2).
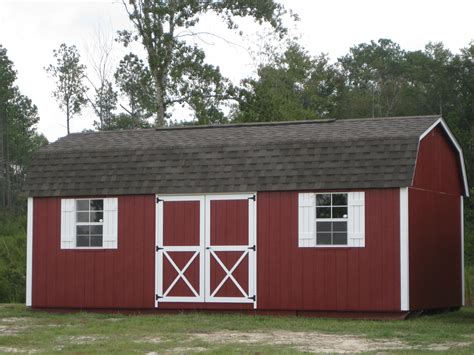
(66, 103, 70, 135)
(155, 85, 166, 127)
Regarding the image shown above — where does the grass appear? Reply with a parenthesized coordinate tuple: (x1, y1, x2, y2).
(0, 304, 473, 353)
(466, 265, 474, 306)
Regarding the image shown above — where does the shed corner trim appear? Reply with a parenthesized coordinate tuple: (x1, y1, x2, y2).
(400, 187, 410, 311)
(26, 197, 33, 307)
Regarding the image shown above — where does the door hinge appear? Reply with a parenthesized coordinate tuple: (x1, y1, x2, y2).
(248, 245, 256, 251)
(156, 294, 163, 301)
(248, 194, 256, 201)
(248, 295, 256, 301)
(156, 197, 163, 203)
(156, 246, 163, 252)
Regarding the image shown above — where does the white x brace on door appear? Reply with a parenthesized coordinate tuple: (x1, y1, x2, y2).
(156, 195, 205, 304)
(155, 194, 256, 307)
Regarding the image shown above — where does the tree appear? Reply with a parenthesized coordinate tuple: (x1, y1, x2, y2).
(91, 81, 118, 130)
(0, 45, 16, 208)
(105, 112, 152, 130)
(118, 0, 288, 126)
(337, 39, 408, 118)
(114, 53, 154, 128)
(84, 25, 119, 130)
(0, 45, 48, 210)
(45, 44, 87, 135)
(235, 43, 341, 122)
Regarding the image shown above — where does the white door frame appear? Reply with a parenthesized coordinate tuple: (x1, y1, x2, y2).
(204, 194, 256, 306)
(155, 195, 205, 307)
(155, 193, 257, 308)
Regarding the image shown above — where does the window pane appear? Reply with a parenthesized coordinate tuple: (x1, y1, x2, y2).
(90, 225, 103, 235)
(332, 193, 347, 206)
(333, 221, 347, 232)
(76, 200, 89, 212)
(76, 212, 89, 223)
(90, 235, 103, 247)
(316, 221, 331, 232)
(90, 212, 104, 223)
(332, 207, 348, 218)
(316, 194, 331, 206)
(90, 200, 103, 211)
(77, 235, 90, 247)
(76, 225, 90, 235)
(316, 233, 331, 245)
(316, 207, 331, 219)
(333, 233, 347, 245)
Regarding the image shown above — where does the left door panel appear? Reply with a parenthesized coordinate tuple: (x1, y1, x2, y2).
(156, 196, 205, 306)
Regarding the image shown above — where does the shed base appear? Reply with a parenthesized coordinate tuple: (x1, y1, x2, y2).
(28, 307, 410, 320)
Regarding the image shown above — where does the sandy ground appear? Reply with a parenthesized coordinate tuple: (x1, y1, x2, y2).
(190, 330, 471, 353)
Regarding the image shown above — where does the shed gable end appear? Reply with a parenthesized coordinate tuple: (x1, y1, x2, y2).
(413, 124, 466, 196)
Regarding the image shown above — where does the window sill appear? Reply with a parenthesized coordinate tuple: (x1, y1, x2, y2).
(300, 246, 356, 250)
(62, 247, 116, 251)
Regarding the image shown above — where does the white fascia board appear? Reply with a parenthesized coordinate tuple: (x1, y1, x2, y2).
(26, 197, 33, 306)
(418, 117, 469, 197)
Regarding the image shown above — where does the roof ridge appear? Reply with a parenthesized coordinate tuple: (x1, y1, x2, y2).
(62, 115, 440, 138)
(40, 135, 419, 153)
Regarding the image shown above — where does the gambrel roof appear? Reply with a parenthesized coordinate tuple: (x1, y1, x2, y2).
(24, 115, 468, 197)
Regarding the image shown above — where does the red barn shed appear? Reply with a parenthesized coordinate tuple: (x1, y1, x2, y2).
(24, 115, 468, 317)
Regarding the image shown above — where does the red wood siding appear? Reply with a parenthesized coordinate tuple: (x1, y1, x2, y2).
(412, 125, 464, 195)
(257, 189, 401, 312)
(210, 200, 249, 298)
(408, 124, 463, 310)
(32, 195, 155, 309)
(408, 188, 462, 309)
(161, 200, 201, 298)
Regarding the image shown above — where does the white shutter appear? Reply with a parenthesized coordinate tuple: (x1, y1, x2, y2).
(60, 199, 75, 249)
(348, 191, 365, 247)
(103, 197, 118, 249)
(298, 193, 316, 247)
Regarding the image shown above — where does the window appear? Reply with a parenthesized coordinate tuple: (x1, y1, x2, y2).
(298, 192, 365, 248)
(60, 197, 118, 250)
(76, 199, 104, 247)
(316, 193, 348, 245)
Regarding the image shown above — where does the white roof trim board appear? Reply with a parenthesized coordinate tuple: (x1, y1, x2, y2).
(417, 117, 469, 197)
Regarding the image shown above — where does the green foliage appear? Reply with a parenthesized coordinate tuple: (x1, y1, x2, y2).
(236, 42, 341, 122)
(0, 212, 26, 303)
(91, 80, 118, 130)
(45, 43, 87, 135)
(465, 265, 474, 306)
(118, 0, 289, 126)
(0, 45, 48, 210)
(103, 112, 152, 130)
(114, 53, 154, 126)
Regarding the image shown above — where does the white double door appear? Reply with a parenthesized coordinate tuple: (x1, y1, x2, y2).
(155, 194, 256, 307)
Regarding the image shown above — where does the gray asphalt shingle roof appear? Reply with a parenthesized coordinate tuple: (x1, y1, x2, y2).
(24, 115, 441, 197)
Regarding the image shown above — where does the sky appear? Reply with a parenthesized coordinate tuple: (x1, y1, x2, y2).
(1, 0, 473, 142)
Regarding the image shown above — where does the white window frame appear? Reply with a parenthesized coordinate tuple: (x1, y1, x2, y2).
(315, 192, 349, 247)
(298, 191, 365, 248)
(60, 197, 118, 250)
(74, 198, 105, 249)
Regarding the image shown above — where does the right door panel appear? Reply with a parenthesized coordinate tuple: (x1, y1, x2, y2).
(205, 195, 256, 304)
